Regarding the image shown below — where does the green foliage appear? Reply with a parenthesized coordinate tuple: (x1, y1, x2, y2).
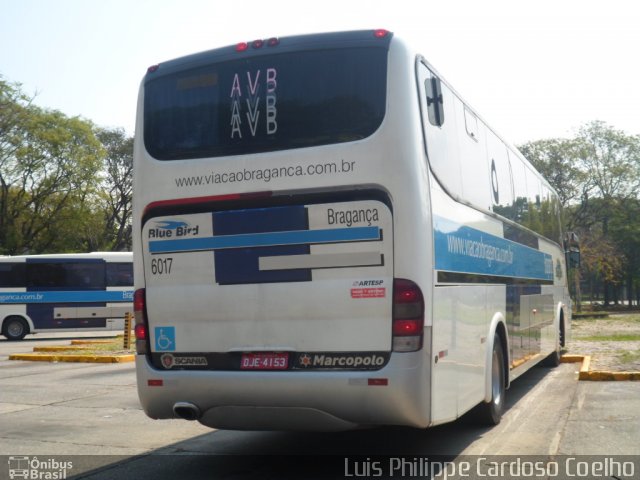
(95, 128, 133, 251)
(0, 76, 133, 254)
(519, 138, 587, 209)
(519, 121, 640, 307)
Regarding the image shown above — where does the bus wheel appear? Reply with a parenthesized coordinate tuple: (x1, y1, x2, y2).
(543, 318, 564, 368)
(474, 336, 505, 425)
(3, 317, 29, 341)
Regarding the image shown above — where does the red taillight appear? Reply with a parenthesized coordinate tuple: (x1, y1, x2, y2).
(374, 29, 390, 39)
(134, 323, 147, 341)
(392, 319, 423, 336)
(133, 288, 148, 354)
(235, 42, 249, 52)
(134, 288, 146, 313)
(392, 279, 424, 352)
(394, 285, 420, 304)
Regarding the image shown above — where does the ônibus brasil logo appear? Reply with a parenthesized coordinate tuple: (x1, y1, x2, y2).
(8, 456, 73, 479)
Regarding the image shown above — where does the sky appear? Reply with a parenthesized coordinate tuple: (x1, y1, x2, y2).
(1, 0, 638, 145)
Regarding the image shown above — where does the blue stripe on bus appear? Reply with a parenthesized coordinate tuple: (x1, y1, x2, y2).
(212, 205, 311, 285)
(434, 216, 553, 282)
(0, 290, 134, 304)
(148, 226, 382, 254)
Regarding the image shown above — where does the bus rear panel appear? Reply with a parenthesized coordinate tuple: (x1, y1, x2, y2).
(133, 30, 570, 431)
(134, 30, 437, 430)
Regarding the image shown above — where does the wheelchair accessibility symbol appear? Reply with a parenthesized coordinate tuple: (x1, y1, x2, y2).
(154, 327, 175, 352)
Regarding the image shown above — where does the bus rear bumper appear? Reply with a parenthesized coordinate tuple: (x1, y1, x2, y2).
(135, 352, 431, 431)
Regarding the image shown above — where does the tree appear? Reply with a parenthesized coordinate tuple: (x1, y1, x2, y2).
(0, 78, 31, 251)
(0, 78, 104, 254)
(574, 122, 640, 306)
(576, 121, 640, 202)
(95, 128, 133, 251)
(519, 121, 640, 307)
(519, 138, 587, 210)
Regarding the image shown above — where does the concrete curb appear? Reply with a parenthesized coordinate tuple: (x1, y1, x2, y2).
(71, 339, 116, 345)
(8, 338, 134, 364)
(33, 346, 91, 352)
(9, 353, 134, 363)
(561, 355, 640, 381)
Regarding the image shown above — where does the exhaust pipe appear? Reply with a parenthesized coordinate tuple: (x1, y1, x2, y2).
(173, 402, 201, 421)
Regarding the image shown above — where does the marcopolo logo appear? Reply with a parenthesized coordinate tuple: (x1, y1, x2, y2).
(8, 456, 73, 480)
(148, 220, 200, 239)
(296, 352, 388, 370)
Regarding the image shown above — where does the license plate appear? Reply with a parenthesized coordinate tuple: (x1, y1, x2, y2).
(240, 352, 289, 370)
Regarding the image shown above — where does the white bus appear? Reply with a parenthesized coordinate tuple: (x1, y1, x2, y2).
(133, 30, 575, 431)
(0, 252, 133, 340)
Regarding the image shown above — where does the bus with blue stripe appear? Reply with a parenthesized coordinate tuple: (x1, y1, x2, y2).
(0, 252, 133, 340)
(132, 30, 575, 431)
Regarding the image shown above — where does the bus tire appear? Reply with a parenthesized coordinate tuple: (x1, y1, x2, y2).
(542, 316, 564, 368)
(2, 316, 29, 341)
(474, 335, 505, 425)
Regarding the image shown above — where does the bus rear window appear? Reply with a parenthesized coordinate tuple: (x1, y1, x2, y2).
(144, 47, 387, 160)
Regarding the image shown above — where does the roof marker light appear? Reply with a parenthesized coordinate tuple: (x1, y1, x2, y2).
(252, 39, 264, 49)
(235, 42, 249, 52)
(267, 37, 279, 47)
(147, 65, 159, 73)
(374, 29, 390, 38)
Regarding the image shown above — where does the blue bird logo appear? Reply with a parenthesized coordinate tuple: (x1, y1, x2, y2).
(155, 221, 189, 230)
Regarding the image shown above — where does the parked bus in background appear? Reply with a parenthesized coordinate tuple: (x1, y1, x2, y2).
(132, 30, 576, 431)
(0, 252, 133, 340)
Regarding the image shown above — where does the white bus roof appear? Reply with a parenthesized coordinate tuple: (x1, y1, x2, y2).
(0, 252, 132, 262)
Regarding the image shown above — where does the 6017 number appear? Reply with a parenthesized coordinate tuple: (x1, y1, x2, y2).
(151, 257, 173, 275)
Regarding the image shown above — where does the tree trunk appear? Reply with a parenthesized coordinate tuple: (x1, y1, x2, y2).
(574, 269, 582, 312)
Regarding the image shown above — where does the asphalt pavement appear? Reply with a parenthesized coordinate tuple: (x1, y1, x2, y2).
(1, 333, 638, 479)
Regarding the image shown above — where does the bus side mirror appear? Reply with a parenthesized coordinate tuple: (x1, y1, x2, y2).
(564, 232, 580, 269)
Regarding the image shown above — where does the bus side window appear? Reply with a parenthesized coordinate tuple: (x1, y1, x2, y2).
(425, 75, 444, 127)
(463, 106, 478, 141)
(0, 263, 25, 288)
(107, 263, 134, 287)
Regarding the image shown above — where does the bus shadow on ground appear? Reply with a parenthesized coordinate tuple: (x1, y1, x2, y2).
(76, 367, 554, 479)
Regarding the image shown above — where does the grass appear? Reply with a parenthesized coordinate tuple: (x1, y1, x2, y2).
(73, 338, 134, 355)
(605, 313, 640, 323)
(37, 337, 134, 356)
(620, 351, 640, 365)
(573, 313, 640, 323)
(577, 334, 640, 342)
